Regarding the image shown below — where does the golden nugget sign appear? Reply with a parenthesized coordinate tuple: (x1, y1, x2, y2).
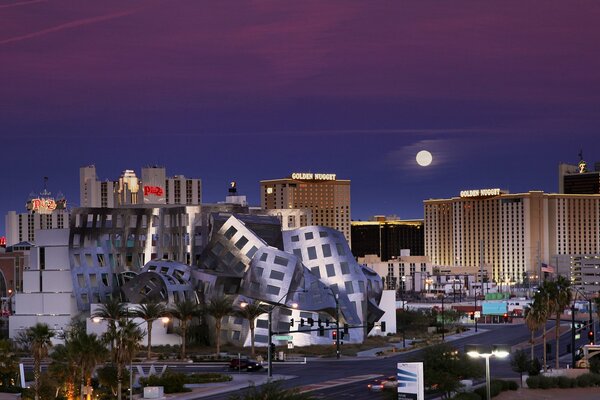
(460, 188, 501, 198)
(291, 173, 336, 181)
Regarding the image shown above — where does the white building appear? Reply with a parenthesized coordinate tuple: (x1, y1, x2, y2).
(80, 165, 202, 208)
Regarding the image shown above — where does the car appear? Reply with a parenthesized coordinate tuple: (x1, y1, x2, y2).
(228, 358, 263, 372)
(367, 376, 397, 391)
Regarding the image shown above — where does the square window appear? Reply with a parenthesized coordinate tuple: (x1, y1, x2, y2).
(336, 243, 346, 256)
(340, 262, 350, 274)
(305, 232, 314, 240)
(310, 266, 321, 278)
(322, 244, 332, 257)
(291, 235, 299, 242)
(307, 246, 317, 260)
(246, 246, 258, 258)
(267, 285, 280, 296)
(319, 231, 328, 238)
(260, 253, 268, 262)
(326, 264, 335, 277)
(270, 270, 285, 281)
(224, 226, 237, 239)
(345, 281, 354, 294)
(235, 236, 249, 249)
(274, 255, 289, 266)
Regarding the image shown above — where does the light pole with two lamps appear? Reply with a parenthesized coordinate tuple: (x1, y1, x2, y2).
(466, 344, 510, 400)
(92, 309, 169, 400)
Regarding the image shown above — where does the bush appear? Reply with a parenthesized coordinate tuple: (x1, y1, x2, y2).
(227, 381, 315, 400)
(527, 358, 542, 376)
(538, 376, 558, 389)
(527, 376, 540, 389)
(473, 382, 502, 399)
(557, 376, 574, 388)
(139, 372, 191, 394)
(185, 373, 232, 384)
(589, 357, 600, 374)
(576, 373, 595, 388)
(452, 392, 481, 400)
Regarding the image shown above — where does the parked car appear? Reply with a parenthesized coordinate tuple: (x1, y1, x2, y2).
(367, 376, 397, 391)
(229, 358, 263, 372)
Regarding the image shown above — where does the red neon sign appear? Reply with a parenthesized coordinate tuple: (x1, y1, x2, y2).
(144, 186, 164, 196)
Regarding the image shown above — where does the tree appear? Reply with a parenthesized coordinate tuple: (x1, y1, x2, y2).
(235, 301, 266, 357)
(71, 331, 108, 400)
(546, 277, 572, 370)
(0, 339, 19, 391)
(27, 323, 55, 400)
(48, 343, 78, 400)
(510, 349, 529, 387)
(525, 295, 548, 362)
(205, 296, 234, 356)
(529, 287, 551, 371)
(92, 298, 126, 355)
(418, 343, 483, 398)
(169, 299, 202, 359)
(133, 301, 168, 359)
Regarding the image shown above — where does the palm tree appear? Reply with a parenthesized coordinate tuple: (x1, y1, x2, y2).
(0, 339, 20, 392)
(525, 299, 547, 362)
(533, 285, 551, 371)
(133, 301, 168, 359)
(235, 301, 266, 357)
(48, 343, 78, 400)
(169, 299, 202, 359)
(71, 331, 108, 400)
(92, 298, 126, 355)
(205, 295, 234, 356)
(547, 276, 572, 369)
(27, 323, 55, 400)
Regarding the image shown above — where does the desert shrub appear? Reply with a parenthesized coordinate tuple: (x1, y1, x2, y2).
(527, 358, 542, 376)
(538, 376, 558, 389)
(589, 357, 600, 374)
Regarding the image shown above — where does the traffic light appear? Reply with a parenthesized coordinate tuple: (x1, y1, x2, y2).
(319, 326, 325, 336)
(470, 312, 475, 320)
(290, 318, 294, 327)
(588, 330, 595, 344)
(503, 313, 508, 323)
(325, 319, 330, 327)
(332, 330, 337, 340)
(307, 317, 314, 327)
(300, 318, 305, 327)
(380, 321, 386, 332)
(344, 324, 349, 334)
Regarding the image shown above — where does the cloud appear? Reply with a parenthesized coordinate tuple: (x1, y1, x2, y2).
(0, 7, 139, 45)
(0, 0, 45, 9)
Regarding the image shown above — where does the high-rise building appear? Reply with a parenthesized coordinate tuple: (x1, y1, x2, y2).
(424, 188, 600, 288)
(260, 172, 351, 241)
(559, 156, 600, 194)
(5, 187, 69, 246)
(351, 216, 424, 260)
(79, 165, 202, 207)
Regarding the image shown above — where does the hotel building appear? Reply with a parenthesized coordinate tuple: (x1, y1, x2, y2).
(260, 173, 351, 241)
(80, 165, 202, 208)
(425, 188, 600, 288)
(351, 216, 424, 260)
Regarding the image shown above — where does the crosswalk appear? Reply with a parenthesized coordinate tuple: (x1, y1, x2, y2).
(298, 374, 382, 393)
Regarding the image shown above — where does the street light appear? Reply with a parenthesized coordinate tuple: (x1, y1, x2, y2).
(570, 287, 594, 367)
(241, 292, 301, 379)
(466, 344, 510, 400)
(324, 286, 341, 359)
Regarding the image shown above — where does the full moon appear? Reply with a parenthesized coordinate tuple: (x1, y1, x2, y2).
(416, 150, 433, 167)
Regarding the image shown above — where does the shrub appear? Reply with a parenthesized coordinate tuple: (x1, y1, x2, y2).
(527, 376, 540, 389)
(576, 373, 595, 388)
(589, 357, 600, 374)
(557, 376, 575, 388)
(452, 392, 481, 400)
(527, 358, 542, 376)
(227, 381, 315, 400)
(139, 372, 191, 394)
(185, 373, 232, 384)
(538, 376, 558, 389)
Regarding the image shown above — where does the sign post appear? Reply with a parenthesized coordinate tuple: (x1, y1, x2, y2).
(397, 362, 424, 400)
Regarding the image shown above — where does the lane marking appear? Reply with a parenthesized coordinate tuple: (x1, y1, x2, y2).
(299, 374, 382, 393)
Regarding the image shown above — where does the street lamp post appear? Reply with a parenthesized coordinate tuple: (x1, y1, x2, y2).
(324, 286, 341, 359)
(466, 344, 510, 400)
(474, 291, 478, 333)
(570, 288, 594, 367)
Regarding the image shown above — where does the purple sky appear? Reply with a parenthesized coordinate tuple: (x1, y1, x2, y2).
(2, 1, 600, 236)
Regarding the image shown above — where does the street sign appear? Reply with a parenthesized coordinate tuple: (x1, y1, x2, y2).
(288, 341, 294, 349)
(474, 311, 481, 318)
(273, 335, 293, 341)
